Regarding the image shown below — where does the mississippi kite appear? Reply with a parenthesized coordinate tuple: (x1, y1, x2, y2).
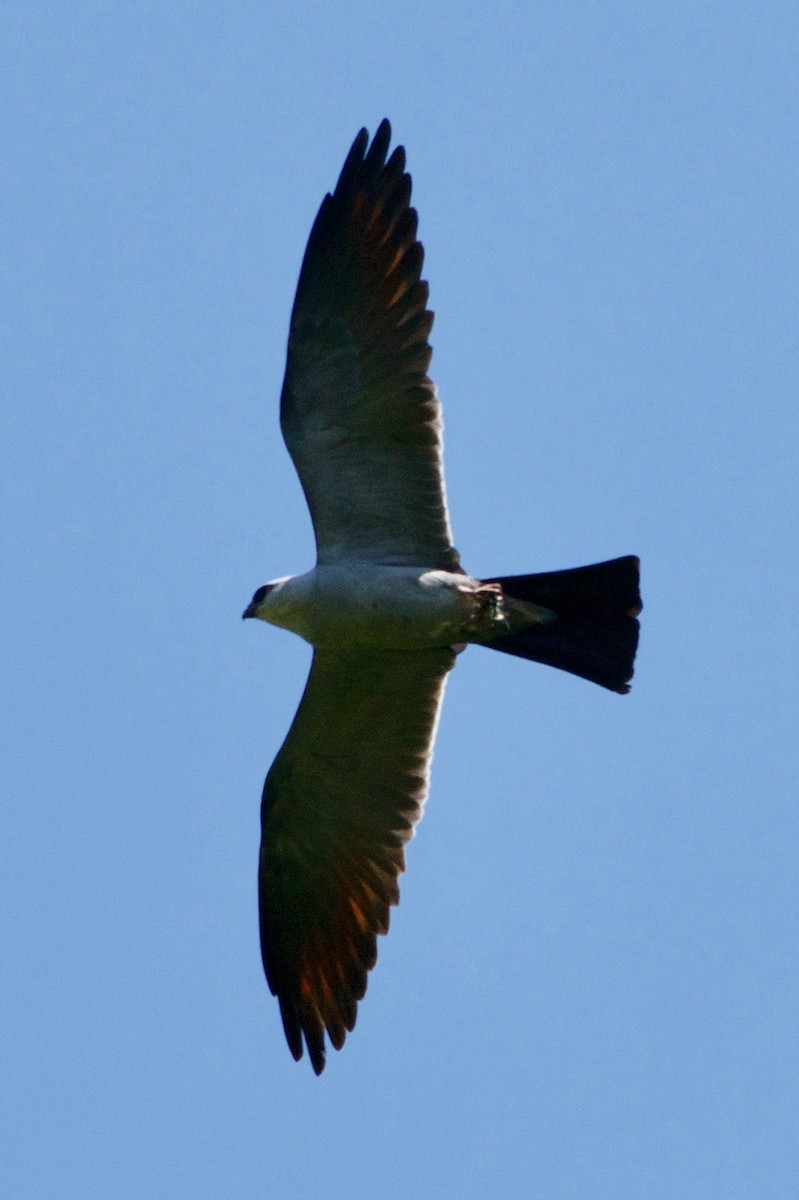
(244, 121, 641, 1073)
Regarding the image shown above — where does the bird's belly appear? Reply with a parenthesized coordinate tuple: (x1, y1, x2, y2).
(278, 564, 495, 649)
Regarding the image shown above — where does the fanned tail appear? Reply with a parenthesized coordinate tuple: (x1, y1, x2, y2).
(481, 556, 642, 694)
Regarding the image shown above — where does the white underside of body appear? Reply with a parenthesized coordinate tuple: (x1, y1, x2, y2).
(253, 561, 509, 650)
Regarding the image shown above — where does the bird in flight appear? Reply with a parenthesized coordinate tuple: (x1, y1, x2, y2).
(243, 120, 641, 1074)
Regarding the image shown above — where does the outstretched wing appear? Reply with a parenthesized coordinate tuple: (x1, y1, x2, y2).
(280, 120, 459, 571)
(259, 647, 455, 1073)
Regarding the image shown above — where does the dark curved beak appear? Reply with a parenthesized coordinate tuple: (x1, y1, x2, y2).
(242, 602, 258, 620)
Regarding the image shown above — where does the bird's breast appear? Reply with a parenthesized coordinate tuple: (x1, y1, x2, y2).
(272, 563, 490, 650)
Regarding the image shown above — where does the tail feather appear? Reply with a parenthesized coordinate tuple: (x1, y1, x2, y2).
(481, 556, 641, 694)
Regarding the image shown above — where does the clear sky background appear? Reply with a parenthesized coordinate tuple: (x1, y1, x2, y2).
(3, 3, 798, 1197)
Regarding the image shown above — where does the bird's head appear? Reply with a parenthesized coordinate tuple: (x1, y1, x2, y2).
(242, 578, 291, 622)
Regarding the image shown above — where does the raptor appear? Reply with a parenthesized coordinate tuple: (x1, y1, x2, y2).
(244, 121, 641, 1073)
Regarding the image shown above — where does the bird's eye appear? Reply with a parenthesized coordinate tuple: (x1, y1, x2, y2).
(252, 584, 273, 606)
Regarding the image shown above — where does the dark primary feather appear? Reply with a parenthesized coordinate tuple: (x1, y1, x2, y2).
(279, 120, 459, 570)
(258, 648, 455, 1074)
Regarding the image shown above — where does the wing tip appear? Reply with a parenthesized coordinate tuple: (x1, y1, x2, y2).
(335, 119, 395, 199)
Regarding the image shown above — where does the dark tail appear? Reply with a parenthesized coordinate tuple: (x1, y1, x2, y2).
(481, 556, 642, 694)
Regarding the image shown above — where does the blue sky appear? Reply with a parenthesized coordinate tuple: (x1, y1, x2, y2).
(3, 3, 798, 1197)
